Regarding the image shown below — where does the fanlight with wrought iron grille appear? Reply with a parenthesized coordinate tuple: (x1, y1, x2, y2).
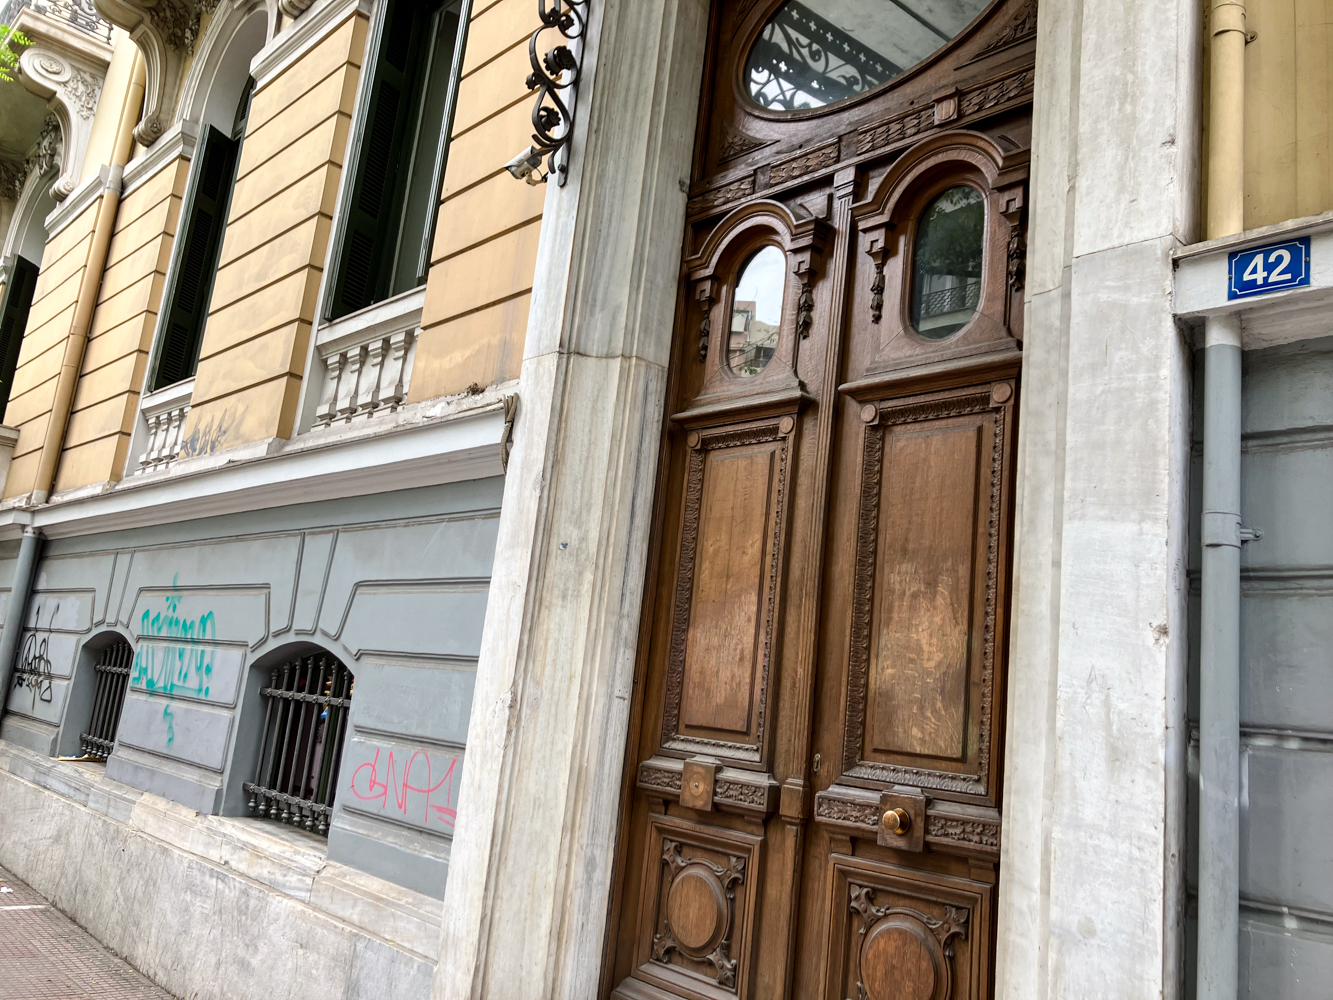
(746, 0, 994, 112)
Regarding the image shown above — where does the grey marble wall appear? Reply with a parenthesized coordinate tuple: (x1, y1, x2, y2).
(0, 478, 503, 898)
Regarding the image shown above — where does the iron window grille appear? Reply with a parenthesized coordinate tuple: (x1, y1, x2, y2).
(79, 639, 133, 761)
(245, 653, 353, 836)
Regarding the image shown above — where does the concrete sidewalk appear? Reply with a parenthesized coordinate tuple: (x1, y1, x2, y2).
(0, 867, 175, 1000)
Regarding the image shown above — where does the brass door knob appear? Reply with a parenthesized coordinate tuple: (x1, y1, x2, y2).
(881, 807, 911, 835)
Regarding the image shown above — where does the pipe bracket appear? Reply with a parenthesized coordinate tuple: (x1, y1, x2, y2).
(1202, 509, 1242, 548)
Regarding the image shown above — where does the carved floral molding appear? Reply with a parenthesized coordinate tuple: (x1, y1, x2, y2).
(93, 0, 221, 145)
(12, 4, 113, 200)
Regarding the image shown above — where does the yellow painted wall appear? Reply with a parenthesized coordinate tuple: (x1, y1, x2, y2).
(1244, 0, 1333, 227)
(6, 0, 544, 493)
(411, 0, 543, 401)
(3, 199, 100, 498)
(180, 10, 368, 454)
(81, 36, 140, 187)
(1204, 0, 1333, 231)
(51, 159, 188, 493)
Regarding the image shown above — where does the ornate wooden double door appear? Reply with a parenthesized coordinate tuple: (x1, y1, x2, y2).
(606, 2, 1035, 998)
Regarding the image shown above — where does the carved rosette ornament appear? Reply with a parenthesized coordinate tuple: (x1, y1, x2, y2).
(848, 884, 969, 1000)
(276, 0, 315, 16)
(651, 840, 747, 989)
(93, 0, 220, 145)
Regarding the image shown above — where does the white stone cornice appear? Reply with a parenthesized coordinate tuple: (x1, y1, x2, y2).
(121, 117, 199, 195)
(0, 396, 507, 540)
(249, 0, 369, 90)
(42, 164, 103, 237)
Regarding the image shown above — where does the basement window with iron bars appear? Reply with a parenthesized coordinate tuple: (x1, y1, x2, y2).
(79, 639, 133, 761)
(245, 652, 353, 836)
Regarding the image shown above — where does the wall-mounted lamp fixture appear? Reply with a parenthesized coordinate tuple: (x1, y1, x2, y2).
(507, 0, 589, 187)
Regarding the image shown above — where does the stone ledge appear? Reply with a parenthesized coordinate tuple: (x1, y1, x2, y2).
(0, 739, 440, 998)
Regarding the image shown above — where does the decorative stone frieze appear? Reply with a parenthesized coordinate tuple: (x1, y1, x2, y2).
(92, 0, 220, 145)
(27, 116, 63, 179)
(0, 159, 27, 201)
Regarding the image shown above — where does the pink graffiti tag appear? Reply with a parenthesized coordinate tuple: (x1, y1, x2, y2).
(349, 748, 458, 827)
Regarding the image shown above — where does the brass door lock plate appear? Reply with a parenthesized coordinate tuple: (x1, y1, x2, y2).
(878, 788, 927, 852)
(680, 757, 720, 811)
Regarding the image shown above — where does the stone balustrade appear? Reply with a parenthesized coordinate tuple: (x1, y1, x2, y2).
(133, 377, 193, 473)
(314, 326, 418, 428)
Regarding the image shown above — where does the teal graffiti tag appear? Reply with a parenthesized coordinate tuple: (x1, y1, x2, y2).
(162, 704, 175, 746)
(131, 576, 218, 700)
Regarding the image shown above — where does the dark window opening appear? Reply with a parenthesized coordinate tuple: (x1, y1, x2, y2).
(79, 639, 133, 761)
(151, 80, 253, 391)
(245, 653, 353, 836)
(329, 0, 465, 319)
(0, 256, 39, 422)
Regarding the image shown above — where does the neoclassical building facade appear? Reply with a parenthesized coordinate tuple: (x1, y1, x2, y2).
(0, 1, 1329, 999)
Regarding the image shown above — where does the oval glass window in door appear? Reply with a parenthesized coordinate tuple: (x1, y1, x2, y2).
(730, 246, 786, 376)
(911, 185, 984, 339)
(746, 0, 994, 112)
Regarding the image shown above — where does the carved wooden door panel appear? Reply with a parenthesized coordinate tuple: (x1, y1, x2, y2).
(606, 2, 1035, 999)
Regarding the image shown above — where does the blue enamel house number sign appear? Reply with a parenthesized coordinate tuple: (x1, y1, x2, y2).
(1229, 237, 1311, 300)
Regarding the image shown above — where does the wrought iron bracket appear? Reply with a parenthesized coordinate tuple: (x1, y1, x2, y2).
(508, 0, 589, 187)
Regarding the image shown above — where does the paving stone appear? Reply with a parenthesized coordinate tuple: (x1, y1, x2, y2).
(0, 867, 175, 1000)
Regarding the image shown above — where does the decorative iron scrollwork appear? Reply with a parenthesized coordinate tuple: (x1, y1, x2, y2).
(511, 0, 589, 186)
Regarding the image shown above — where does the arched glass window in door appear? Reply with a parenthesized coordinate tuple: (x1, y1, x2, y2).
(746, 0, 994, 111)
(911, 185, 984, 339)
(729, 246, 785, 376)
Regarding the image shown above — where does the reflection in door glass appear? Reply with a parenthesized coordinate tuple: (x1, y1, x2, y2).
(730, 246, 786, 376)
(911, 185, 984, 339)
(747, 0, 993, 112)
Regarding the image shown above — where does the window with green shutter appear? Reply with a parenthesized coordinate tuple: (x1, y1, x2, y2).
(328, 0, 467, 320)
(151, 80, 252, 392)
(0, 255, 39, 422)
(151, 126, 239, 391)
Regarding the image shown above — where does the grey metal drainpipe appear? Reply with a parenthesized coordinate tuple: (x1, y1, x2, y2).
(1198, 312, 1243, 999)
(0, 527, 43, 721)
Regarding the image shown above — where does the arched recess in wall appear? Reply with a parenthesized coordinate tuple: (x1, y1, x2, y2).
(226, 642, 354, 833)
(0, 147, 62, 422)
(145, 0, 271, 393)
(58, 630, 135, 762)
(177, 0, 275, 135)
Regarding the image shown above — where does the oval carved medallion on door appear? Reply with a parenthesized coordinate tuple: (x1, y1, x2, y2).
(607, 2, 1035, 998)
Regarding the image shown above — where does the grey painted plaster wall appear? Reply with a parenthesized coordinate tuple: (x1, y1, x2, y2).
(0, 478, 503, 898)
(1189, 336, 1333, 998)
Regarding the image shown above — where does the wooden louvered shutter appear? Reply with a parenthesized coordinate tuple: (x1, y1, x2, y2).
(0, 255, 39, 422)
(329, 0, 429, 319)
(153, 126, 239, 390)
